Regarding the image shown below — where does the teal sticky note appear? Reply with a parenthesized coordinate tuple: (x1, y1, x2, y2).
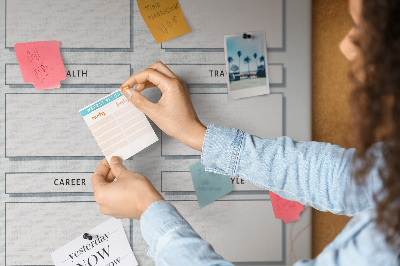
(189, 160, 233, 208)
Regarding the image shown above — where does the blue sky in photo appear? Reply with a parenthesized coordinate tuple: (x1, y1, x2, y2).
(226, 32, 267, 73)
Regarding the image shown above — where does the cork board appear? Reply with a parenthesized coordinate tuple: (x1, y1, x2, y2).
(312, 0, 353, 258)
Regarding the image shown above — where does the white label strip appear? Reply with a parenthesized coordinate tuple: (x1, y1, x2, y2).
(162, 0, 283, 49)
(162, 171, 264, 192)
(6, 0, 130, 48)
(167, 64, 283, 85)
(6, 64, 131, 85)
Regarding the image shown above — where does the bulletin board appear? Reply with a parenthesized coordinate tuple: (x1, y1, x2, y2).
(0, 0, 312, 265)
(312, 0, 352, 257)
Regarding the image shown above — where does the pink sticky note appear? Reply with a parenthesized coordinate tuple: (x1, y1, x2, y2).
(14, 41, 66, 90)
(270, 191, 304, 223)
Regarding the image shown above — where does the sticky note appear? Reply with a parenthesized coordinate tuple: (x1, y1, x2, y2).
(14, 41, 66, 90)
(137, 0, 191, 44)
(79, 90, 158, 162)
(51, 218, 138, 266)
(269, 191, 304, 223)
(189, 161, 233, 208)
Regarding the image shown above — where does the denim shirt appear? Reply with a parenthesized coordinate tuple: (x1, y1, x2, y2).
(140, 124, 399, 265)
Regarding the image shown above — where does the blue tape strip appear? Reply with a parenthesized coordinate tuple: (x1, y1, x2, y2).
(80, 91, 123, 116)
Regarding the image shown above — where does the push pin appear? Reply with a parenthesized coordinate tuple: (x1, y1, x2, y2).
(83, 233, 93, 240)
(242, 33, 252, 39)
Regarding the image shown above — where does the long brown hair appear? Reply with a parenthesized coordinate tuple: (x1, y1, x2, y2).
(350, 0, 400, 252)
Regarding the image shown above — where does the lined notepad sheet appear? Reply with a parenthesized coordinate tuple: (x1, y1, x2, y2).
(79, 90, 158, 161)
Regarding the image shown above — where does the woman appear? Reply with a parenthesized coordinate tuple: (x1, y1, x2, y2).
(91, 0, 400, 264)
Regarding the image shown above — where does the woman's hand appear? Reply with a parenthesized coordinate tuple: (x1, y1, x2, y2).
(120, 61, 206, 152)
(92, 157, 164, 220)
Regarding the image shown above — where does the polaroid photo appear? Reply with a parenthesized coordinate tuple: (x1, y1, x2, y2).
(224, 31, 270, 100)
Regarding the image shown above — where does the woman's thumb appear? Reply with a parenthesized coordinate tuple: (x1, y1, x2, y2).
(109, 156, 128, 178)
(122, 89, 154, 115)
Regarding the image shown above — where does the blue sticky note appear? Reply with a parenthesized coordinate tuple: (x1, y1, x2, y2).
(189, 160, 233, 208)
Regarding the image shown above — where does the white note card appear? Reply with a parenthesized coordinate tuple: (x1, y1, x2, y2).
(51, 218, 138, 266)
(79, 90, 158, 161)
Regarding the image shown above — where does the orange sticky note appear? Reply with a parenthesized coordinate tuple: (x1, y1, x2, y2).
(270, 191, 304, 223)
(137, 0, 191, 44)
(14, 41, 66, 90)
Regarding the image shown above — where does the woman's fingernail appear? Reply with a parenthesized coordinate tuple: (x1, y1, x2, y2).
(120, 85, 130, 93)
(124, 89, 133, 100)
(110, 156, 122, 165)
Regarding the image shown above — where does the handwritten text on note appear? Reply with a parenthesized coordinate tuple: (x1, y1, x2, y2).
(270, 191, 304, 223)
(189, 161, 233, 208)
(137, 0, 191, 43)
(14, 41, 66, 90)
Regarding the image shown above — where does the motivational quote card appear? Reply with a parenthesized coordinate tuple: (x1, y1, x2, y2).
(79, 90, 158, 162)
(51, 218, 137, 266)
(137, 0, 191, 43)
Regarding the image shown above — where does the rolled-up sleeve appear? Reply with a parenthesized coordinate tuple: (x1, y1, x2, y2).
(201, 124, 382, 216)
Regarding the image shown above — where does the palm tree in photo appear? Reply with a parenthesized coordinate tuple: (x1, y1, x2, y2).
(260, 55, 266, 72)
(244, 56, 251, 77)
(231, 64, 239, 73)
(253, 53, 258, 74)
(227, 56, 233, 73)
(237, 51, 242, 77)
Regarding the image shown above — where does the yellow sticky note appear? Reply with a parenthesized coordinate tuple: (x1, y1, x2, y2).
(137, 0, 191, 44)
